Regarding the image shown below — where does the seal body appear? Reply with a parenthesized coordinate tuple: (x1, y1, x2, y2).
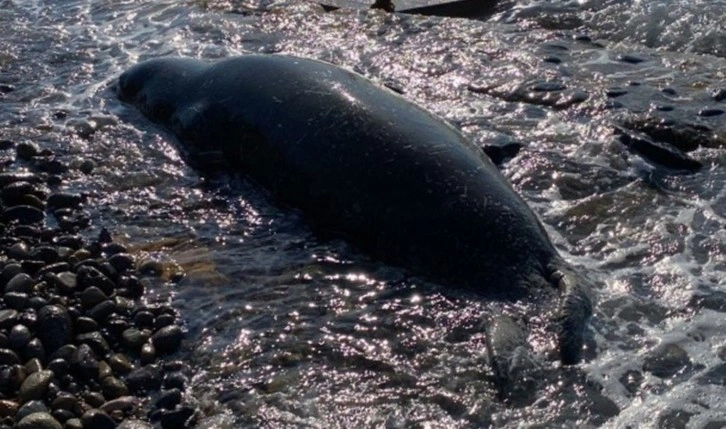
(117, 55, 592, 364)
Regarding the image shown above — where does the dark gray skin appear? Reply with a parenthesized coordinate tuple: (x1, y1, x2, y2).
(116, 55, 592, 371)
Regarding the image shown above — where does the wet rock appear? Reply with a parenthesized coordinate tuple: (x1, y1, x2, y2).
(117, 276, 144, 299)
(156, 388, 182, 410)
(76, 331, 111, 357)
(107, 353, 132, 374)
(133, 311, 154, 329)
(160, 405, 195, 429)
(1, 181, 35, 202)
(0, 349, 20, 366)
(121, 328, 149, 351)
(617, 54, 646, 64)
(64, 418, 83, 429)
(74, 316, 100, 334)
(543, 56, 561, 64)
(46, 359, 69, 378)
(661, 87, 677, 96)
(117, 419, 154, 429)
(48, 271, 77, 294)
(4, 292, 29, 310)
(46, 193, 83, 210)
(713, 88, 726, 102)
(16, 399, 48, 420)
(2, 205, 44, 225)
(698, 108, 724, 117)
(0, 399, 18, 417)
(0, 172, 41, 186)
(81, 409, 116, 429)
(658, 409, 694, 429)
(78, 159, 95, 175)
(125, 365, 162, 395)
(101, 376, 129, 399)
(79, 287, 108, 309)
(76, 266, 115, 295)
(151, 325, 183, 355)
(87, 300, 116, 322)
(18, 370, 53, 402)
(37, 305, 73, 354)
(70, 344, 99, 380)
(108, 253, 135, 273)
(615, 127, 702, 172)
(606, 87, 628, 98)
(5, 273, 33, 293)
(15, 411, 62, 429)
(25, 338, 45, 361)
(643, 343, 692, 378)
(697, 363, 726, 386)
(155, 314, 175, 330)
(7, 324, 31, 349)
(16, 142, 39, 161)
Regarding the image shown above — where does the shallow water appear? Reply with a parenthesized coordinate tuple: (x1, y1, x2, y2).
(1, 0, 725, 427)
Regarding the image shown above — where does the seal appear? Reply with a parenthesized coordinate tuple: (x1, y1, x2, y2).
(116, 54, 593, 372)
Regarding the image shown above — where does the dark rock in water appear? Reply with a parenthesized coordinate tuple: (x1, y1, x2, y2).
(481, 142, 522, 166)
(156, 388, 182, 410)
(16, 142, 40, 161)
(37, 305, 73, 354)
(658, 409, 694, 429)
(0, 172, 41, 186)
(2, 205, 44, 225)
(125, 365, 162, 395)
(34, 158, 68, 175)
(0, 84, 14, 94)
(0, 140, 14, 149)
(698, 108, 724, 117)
(606, 88, 628, 98)
(617, 54, 646, 64)
(614, 127, 702, 172)
(689, 290, 726, 312)
(117, 419, 154, 429)
(78, 159, 95, 175)
(661, 87, 677, 96)
(15, 412, 62, 429)
(713, 88, 726, 102)
(76, 266, 115, 295)
(531, 81, 566, 92)
(543, 56, 561, 64)
(108, 253, 135, 272)
(643, 343, 692, 378)
(655, 105, 674, 112)
(159, 405, 195, 429)
(151, 325, 183, 355)
(697, 363, 726, 386)
(623, 117, 721, 151)
(47, 193, 83, 210)
(81, 409, 116, 429)
(1, 181, 35, 202)
(162, 372, 187, 391)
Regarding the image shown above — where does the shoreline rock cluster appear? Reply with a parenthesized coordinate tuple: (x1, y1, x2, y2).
(0, 140, 197, 428)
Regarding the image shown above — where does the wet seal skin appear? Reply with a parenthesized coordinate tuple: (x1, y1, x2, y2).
(116, 54, 594, 389)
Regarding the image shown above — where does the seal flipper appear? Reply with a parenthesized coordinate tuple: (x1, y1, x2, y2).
(486, 315, 541, 405)
(548, 261, 593, 365)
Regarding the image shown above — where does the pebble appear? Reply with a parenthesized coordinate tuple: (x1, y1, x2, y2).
(117, 419, 154, 429)
(698, 108, 724, 117)
(81, 409, 116, 429)
(156, 389, 182, 410)
(1, 205, 45, 225)
(64, 418, 83, 429)
(7, 324, 31, 349)
(18, 370, 54, 402)
(108, 253, 135, 272)
(5, 273, 33, 293)
(76, 331, 111, 357)
(643, 343, 692, 378)
(15, 411, 62, 429)
(121, 328, 149, 351)
(15, 142, 40, 161)
(87, 299, 116, 322)
(46, 193, 83, 210)
(101, 376, 130, 399)
(617, 54, 646, 63)
(79, 287, 108, 309)
(125, 365, 162, 395)
(159, 405, 195, 429)
(712, 88, 726, 102)
(37, 305, 73, 354)
(151, 325, 183, 355)
(101, 396, 139, 414)
(16, 399, 49, 420)
(0, 399, 18, 418)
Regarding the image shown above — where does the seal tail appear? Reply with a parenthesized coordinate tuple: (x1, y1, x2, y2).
(548, 261, 593, 365)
